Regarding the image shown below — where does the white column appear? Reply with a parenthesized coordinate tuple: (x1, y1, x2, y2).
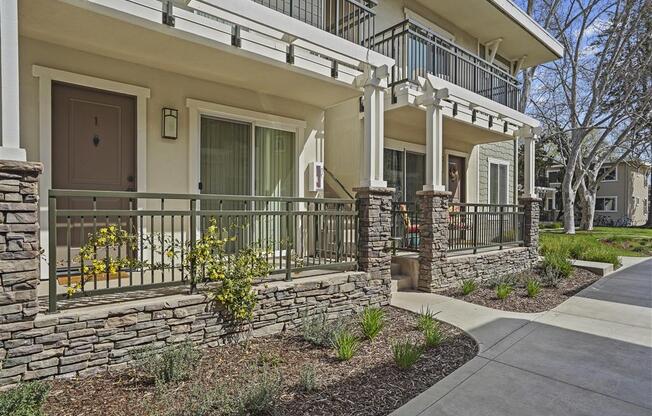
(359, 66, 388, 188)
(523, 135, 537, 198)
(423, 101, 445, 191)
(0, 0, 26, 161)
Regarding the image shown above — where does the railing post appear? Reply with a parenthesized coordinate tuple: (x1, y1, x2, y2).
(189, 198, 197, 294)
(336, 203, 342, 262)
(472, 205, 478, 254)
(285, 201, 293, 281)
(499, 205, 504, 250)
(48, 195, 58, 313)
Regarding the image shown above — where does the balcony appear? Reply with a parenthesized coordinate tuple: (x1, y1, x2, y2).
(253, 0, 376, 46)
(372, 19, 521, 110)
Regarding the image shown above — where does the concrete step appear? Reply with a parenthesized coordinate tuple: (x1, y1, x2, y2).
(391, 273, 416, 292)
(570, 259, 614, 276)
(390, 262, 402, 276)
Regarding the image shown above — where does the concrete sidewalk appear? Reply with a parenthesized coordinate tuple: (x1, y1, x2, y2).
(391, 259, 652, 416)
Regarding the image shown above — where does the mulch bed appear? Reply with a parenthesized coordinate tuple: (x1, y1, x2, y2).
(442, 268, 601, 313)
(43, 306, 477, 416)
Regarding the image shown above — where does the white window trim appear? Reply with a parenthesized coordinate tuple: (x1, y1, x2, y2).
(547, 169, 561, 185)
(598, 166, 618, 182)
(545, 197, 556, 210)
(186, 98, 306, 199)
(487, 158, 510, 204)
(32, 65, 151, 280)
(403, 8, 455, 41)
(595, 196, 618, 212)
(444, 149, 469, 199)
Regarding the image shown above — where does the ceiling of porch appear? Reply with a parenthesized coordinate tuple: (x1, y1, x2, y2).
(19, 0, 363, 109)
(384, 105, 515, 153)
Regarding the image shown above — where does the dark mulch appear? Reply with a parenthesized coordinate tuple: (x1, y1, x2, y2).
(442, 268, 601, 313)
(43, 307, 477, 416)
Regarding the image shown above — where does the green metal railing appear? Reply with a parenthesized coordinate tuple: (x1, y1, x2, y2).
(448, 203, 524, 253)
(47, 190, 357, 312)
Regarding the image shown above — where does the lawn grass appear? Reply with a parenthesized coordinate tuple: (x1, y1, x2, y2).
(541, 226, 652, 260)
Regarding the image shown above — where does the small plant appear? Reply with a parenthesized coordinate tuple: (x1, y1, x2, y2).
(423, 322, 444, 348)
(0, 382, 50, 416)
(495, 283, 513, 300)
(460, 279, 478, 295)
(416, 306, 438, 331)
(156, 383, 234, 416)
(392, 340, 423, 369)
(300, 313, 343, 347)
(256, 351, 282, 368)
(237, 367, 282, 415)
(359, 307, 385, 340)
(526, 279, 541, 298)
(134, 341, 201, 385)
(298, 364, 318, 392)
(541, 251, 573, 279)
(332, 329, 360, 361)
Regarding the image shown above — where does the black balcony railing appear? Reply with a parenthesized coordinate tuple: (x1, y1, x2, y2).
(448, 203, 524, 253)
(372, 19, 521, 110)
(391, 201, 420, 251)
(253, 0, 376, 46)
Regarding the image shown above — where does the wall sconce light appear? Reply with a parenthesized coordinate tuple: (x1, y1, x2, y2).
(162, 108, 178, 139)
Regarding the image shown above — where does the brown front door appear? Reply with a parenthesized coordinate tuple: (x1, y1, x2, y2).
(448, 155, 466, 203)
(52, 82, 136, 195)
(52, 83, 136, 261)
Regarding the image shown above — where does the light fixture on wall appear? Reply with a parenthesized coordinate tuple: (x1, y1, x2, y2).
(162, 108, 178, 139)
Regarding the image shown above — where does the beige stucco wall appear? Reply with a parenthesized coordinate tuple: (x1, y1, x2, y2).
(18, 37, 325, 198)
(589, 164, 650, 226)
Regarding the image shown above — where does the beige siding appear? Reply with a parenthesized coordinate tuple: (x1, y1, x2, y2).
(478, 141, 516, 204)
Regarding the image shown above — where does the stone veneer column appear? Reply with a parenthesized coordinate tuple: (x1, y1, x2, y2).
(520, 196, 542, 249)
(417, 190, 451, 291)
(0, 160, 42, 326)
(354, 187, 393, 279)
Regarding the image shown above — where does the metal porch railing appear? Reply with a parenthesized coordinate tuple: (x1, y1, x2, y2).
(448, 203, 524, 253)
(253, 0, 376, 46)
(372, 19, 521, 110)
(391, 201, 420, 252)
(47, 190, 357, 312)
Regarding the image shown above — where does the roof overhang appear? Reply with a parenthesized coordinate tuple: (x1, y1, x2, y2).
(414, 0, 564, 67)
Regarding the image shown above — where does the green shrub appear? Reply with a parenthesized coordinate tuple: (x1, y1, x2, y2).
(359, 307, 385, 340)
(540, 222, 563, 229)
(495, 283, 513, 300)
(581, 246, 622, 268)
(332, 329, 360, 361)
(134, 341, 201, 385)
(416, 307, 438, 331)
(156, 384, 234, 416)
(0, 382, 50, 416)
(300, 313, 343, 347)
(486, 274, 521, 289)
(298, 364, 318, 392)
(526, 279, 541, 298)
(542, 252, 573, 279)
(392, 340, 423, 369)
(460, 279, 478, 295)
(237, 368, 282, 415)
(423, 322, 444, 348)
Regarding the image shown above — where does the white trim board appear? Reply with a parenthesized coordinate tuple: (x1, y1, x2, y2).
(384, 137, 426, 154)
(185, 98, 307, 198)
(32, 65, 151, 279)
(444, 149, 469, 201)
(487, 157, 510, 204)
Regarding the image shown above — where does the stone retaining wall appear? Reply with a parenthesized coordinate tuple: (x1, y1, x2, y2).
(0, 271, 390, 387)
(417, 247, 539, 291)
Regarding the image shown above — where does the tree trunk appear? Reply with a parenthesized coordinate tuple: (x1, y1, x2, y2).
(562, 188, 576, 234)
(578, 183, 596, 231)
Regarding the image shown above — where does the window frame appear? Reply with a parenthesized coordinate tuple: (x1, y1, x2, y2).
(597, 166, 618, 182)
(547, 169, 561, 185)
(487, 158, 510, 205)
(595, 196, 618, 212)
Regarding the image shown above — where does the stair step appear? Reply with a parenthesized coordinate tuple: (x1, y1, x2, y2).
(391, 274, 415, 291)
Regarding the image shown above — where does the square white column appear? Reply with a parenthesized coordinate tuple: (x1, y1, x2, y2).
(523, 136, 537, 198)
(359, 67, 387, 188)
(423, 102, 445, 192)
(0, 0, 26, 161)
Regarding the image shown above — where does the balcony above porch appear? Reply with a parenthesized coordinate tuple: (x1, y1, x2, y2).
(373, 19, 521, 110)
(19, 0, 393, 108)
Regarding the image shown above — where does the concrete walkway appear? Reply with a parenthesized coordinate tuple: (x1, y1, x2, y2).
(391, 259, 652, 416)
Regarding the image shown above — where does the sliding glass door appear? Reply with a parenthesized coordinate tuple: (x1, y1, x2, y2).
(384, 148, 425, 202)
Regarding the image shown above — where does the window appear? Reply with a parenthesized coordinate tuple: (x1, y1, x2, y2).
(598, 166, 617, 182)
(546, 198, 555, 210)
(488, 160, 509, 205)
(595, 197, 617, 212)
(547, 170, 561, 184)
(384, 148, 425, 202)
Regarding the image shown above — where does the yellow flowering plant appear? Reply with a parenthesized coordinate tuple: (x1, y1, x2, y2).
(183, 218, 272, 321)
